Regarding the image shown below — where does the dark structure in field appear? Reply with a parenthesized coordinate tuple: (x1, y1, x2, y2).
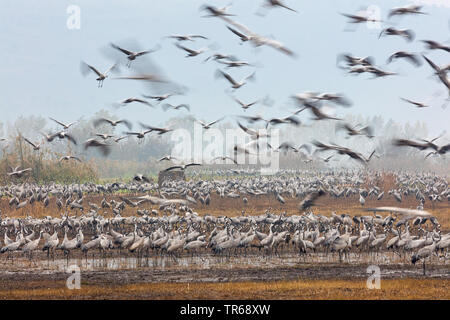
(158, 170, 185, 186)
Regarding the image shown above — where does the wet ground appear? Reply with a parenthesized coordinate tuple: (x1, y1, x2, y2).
(0, 251, 448, 289)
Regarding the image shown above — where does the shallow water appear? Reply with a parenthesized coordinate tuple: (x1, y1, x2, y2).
(1, 251, 447, 275)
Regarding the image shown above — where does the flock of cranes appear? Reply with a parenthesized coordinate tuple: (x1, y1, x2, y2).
(1, 3, 449, 169)
(0, 170, 449, 274)
(0, 2, 449, 278)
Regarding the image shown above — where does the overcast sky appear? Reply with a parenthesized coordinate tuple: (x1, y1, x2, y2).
(1, 0, 449, 139)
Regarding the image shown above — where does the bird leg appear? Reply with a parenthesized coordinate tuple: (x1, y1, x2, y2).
(422, 259, 426, 276)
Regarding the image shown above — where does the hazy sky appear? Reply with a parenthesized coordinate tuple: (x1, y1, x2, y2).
(1, 0, 449, 139)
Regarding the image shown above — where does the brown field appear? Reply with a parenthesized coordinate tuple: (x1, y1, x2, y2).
(0, 278, 448, 300)
(2, 193, 449, 232)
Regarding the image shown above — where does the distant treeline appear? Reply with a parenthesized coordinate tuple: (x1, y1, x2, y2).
(0, 112, 448, 182)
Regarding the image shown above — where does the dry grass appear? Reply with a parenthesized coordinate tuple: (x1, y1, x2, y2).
(2, 192, 449, 231)
(1, 278, 448, 300)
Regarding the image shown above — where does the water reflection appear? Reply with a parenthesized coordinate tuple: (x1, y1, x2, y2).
(1, 252, 448, 274)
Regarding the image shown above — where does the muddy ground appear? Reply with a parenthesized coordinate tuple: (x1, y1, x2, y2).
(1, 263, 448, 288)
(0, 252, 448, 289)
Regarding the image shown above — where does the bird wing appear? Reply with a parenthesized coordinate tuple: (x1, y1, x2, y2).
(424, 151, 437, 159)
(237, 115, 266, 124)
(164, 166, 182, 172)
(112, 74, 165, 82)
(47, 132, 61, 142)
(404, 29, 415, 42)
(283, 115, 301, 126)
(134, 98, 151, 105)
(247, 100, 259, 107)
(142, 94, 160, 99)
(268, 118, 284, 126)
(258, 37, 295, 56)
(311, 140, 334, 151)
(243, 71, 256, 82)
(125, 131, 140, 136)
(93, 118, 111, 127)
(387, 8, 398, 18)
(299, 190, 325, 210)
(119, 197, 136, 206)
(340, 13, 356, 19)
(400, 97, 420, 106)
(139, 123, 158, 132)
(233, 144, 253, 156)
(341, 13, 364, 22)
(23, 138, 37, 148)
(232, 97, 245, 107)
(393, 139, 429, 150)
(191, 35, 208, 39)
(136, 50, 152, 57)
(105, 63, 117, 75)
(180, 104, 190, 111)
(237, 122, 257, 136)
(87, 64, 103, 77)
(364, 207, 431, 217)
(277, 2, 297, 12)
(186, 163, 202, 168)
(298, 143, 312, 155)
(221, 16, 255, 37)
(161, 103, 172, 111)
(84, 140, 111, 156)
(80, 61, 102, 77)
(49, 117, 66, 128)
(329, 94, 352, 107)
(208, 117, 224, 127)
(361, 126, 374, 137)
(278, 142, 295, 151)
(406, 53, 422, 66)
(117, 119, 133, 130)
(227, 156, 238, 164)
(438, 143, 450, 154)
(216, 70, 238, 85)
(226, 26, 248, 40)
(336, 122, 353, 134)
(366, 149, 377, 161)
(310, 106, 341, 120)
(176, 43, 196, 54)
(422, 55, 441, 73)
(343, 149, 367, 164)
(85, 139, 104, 148)
(64, 133, 78, 145)
(115, 136, 128, 142)
(111, 43, 133, 55)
